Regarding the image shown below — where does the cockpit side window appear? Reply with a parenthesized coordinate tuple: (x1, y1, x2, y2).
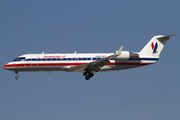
(13, 57, 26, 61)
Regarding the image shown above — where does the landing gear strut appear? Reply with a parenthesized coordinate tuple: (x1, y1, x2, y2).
(84, 71, 94, 80)
(15, 71, 19, 80)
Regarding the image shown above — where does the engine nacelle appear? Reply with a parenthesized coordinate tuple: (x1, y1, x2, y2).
(115, 51, 130, 61)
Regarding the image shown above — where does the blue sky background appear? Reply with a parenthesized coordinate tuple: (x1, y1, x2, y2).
(1, 0, 180, 120)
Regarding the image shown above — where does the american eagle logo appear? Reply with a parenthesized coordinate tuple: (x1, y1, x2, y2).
(151, 42, 158, 53)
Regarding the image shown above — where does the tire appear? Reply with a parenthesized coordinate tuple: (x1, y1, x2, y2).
(15, 76, 19, 80)
(89, 72, 94, 77)
(85, 75, 90, 80)
(83, 72, 87, 76)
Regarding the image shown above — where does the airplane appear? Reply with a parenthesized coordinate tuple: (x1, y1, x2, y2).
(3, 34, 175, 80)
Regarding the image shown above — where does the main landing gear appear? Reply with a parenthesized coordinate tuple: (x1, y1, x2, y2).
(83, 71, 94, 80)
(15, 71, 19, 80)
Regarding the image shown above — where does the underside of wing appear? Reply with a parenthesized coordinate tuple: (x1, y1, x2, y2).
(70, 46, 123, 73)
(70, 55, 114, 73)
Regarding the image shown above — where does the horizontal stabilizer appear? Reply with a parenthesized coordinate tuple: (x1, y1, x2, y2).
(157, 34, 175, 41)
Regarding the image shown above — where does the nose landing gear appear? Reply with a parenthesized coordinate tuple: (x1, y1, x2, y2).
(15, 71, 19, 80)
(15, 76, 19, 80)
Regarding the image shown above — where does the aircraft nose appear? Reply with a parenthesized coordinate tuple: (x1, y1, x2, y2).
(3, 63, 16, 71)
(3, 64, 13, 70)
(3, 64, 8, 70)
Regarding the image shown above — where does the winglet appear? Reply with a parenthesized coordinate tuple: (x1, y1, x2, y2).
(116, 46, 123, 55)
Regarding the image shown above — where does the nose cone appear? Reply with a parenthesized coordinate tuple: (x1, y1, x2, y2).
(3, 63, 15, 71)
(3, 64, 8, 70)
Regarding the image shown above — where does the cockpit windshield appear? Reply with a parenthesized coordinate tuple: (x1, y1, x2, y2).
(13, 57, 26, 61)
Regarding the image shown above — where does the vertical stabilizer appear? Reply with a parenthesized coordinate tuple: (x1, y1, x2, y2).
(139, 34, 175, 57)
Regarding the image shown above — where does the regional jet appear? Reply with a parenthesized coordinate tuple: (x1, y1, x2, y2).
(3, 34, 174, 80)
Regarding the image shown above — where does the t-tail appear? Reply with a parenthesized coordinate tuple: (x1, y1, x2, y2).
(139, 34, 175, 57)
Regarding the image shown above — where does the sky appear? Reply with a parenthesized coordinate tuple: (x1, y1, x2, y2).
(0, 0, 180, 120)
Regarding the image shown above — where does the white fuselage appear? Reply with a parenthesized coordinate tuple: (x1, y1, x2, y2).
(3, 52, 158, 73)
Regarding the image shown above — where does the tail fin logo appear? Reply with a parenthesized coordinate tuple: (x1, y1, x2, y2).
(151, 42, 158, 54)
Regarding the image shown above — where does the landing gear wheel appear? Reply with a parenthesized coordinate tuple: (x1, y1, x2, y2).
(15, 76, 19, 80)
(89, 72, 94, 77)
(83, 72, 87, 76)
(85, 75, 90, 80)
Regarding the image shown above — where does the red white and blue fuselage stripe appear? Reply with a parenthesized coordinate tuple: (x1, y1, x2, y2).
(3, 53, 158, 72)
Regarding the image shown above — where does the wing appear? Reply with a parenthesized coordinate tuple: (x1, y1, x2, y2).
(70, 46, 123, 73)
